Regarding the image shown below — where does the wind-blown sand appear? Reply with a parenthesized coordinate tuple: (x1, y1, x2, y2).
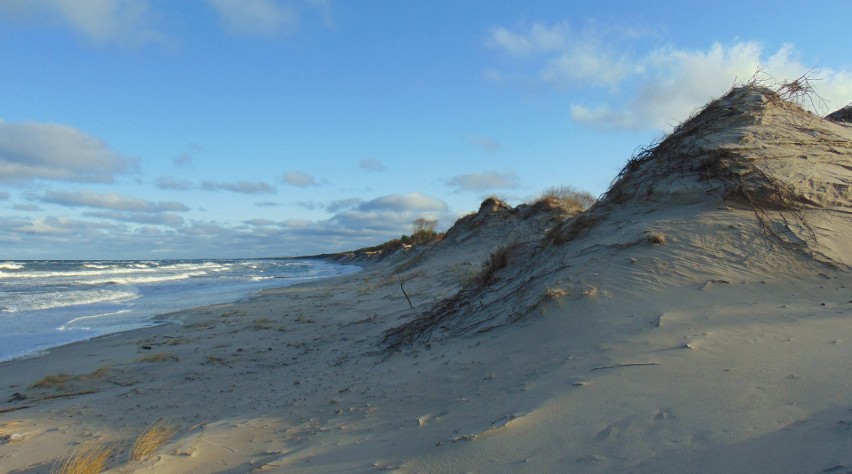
(1, 85, 851, 473)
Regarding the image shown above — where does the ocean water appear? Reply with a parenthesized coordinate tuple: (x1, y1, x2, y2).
(0, 258, 360, 362)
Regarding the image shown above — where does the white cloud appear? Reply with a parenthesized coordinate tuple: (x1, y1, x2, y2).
(173, 154, 193, 167)
(7, 215, 119, 236)
(172, 143, 204, 167)
(270, 192, 453, 250)
(282, 218, 311, 228)
(357, 193, 447, 212)
(12, 216, 77, 235)
(358, 158, 386, 172)
(0, 192, 455, 258)
(541, 46, 631, 88)
(13, 203, 40, 212)
(156, 176, 193, 190)
(0, 121, 137, 184)
(282, 171, 319, 187)
(207, 0, 298, 37)
(0, 0, 167, 46)
(447, 171, 520, 192)
(571, 42, 852, 130)
(470, 136, 501, 153)
(38, 190, 189, 213)
(486, 22, 567, 57)
(482, 68, 502, 82)
(85, 211, 185, 227)
(486, 20, 633, 89)
(487, 20, 852, 131)
(327, 198, 362, 213)
(328, 210, 420, 235)
(201, 180, 276, 194)
(295, 201, 321, 210)
(243, 218, 279, 227)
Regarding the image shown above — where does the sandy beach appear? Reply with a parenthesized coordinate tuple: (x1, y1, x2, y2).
(2, 85, 851, 473)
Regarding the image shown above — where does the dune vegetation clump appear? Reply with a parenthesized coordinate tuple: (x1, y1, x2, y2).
(546, 213, 601, 245)
(475, 243, 521, 288)
(532, 186, 597, 214)
(32, 374, 73, 391)
(544, 287, 568, 300)
(136, 353, 179, 363)
(646, 232, 666, 245)
(130, 419, 176, 461)
(353, 218, 445, 256)
(52, 442, 113, 474)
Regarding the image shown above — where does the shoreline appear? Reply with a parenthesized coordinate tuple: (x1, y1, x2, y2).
(0, 258, 363, 365)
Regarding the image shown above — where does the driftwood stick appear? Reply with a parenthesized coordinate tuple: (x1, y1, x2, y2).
(0, 389, 99, 414)
(590, 363, 660, 371)
(36, 389, 99, 400)
(400, 279, 413, 309)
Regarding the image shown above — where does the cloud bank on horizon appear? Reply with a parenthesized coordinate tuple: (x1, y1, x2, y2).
(1, 1, 850, 259)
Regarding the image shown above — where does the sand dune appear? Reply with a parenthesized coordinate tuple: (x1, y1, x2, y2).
(1, 84, 850, 472)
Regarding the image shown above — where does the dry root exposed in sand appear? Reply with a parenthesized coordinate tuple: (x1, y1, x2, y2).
(382, 289, 474, 353)
(382, 235, 554, 353)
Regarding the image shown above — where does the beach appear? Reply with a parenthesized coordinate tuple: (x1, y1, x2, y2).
(0, 259, 360, 362)
(1, 85, 851, 472)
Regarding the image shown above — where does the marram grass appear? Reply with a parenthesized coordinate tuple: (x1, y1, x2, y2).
(52, 442, 112, 474)
(130, 419, 176, 461)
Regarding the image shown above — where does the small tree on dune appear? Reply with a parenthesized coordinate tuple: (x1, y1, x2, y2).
(405, 218, 440, 245)
(413, 218, 437, 235)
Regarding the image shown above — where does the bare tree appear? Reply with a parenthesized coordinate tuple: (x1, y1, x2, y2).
(413, 217, 437, 234)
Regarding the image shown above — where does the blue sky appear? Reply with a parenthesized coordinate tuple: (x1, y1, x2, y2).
(1, 0, 851, 259)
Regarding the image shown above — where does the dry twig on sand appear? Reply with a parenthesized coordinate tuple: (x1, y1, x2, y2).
(776, 68, 827, 113)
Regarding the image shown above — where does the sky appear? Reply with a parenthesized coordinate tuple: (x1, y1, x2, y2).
(1, 0, 851, 260)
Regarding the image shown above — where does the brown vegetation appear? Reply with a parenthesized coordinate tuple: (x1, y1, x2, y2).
(32, 374, 73, 391)
(351, 218, 445, 256)
(546, 213, 601, 244)
(646, 232, 666, 245)
(52, 443, 112, 474)
(544, 287, 568, 300)
(136, 353, 179, 363)
(475, 243, 521, 288)
(557, 79, 827, 253)
(130, 419, 176, 461)
(531, 186, 596, 214)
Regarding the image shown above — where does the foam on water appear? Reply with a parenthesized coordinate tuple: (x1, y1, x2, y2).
(58, 309, 134, 331)
(1, 288, 140, 313)
(0, 258, 359, 362)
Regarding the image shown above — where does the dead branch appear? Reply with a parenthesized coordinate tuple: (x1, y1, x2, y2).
(399, 278, 413, 309)
(591, 363, 660, 371)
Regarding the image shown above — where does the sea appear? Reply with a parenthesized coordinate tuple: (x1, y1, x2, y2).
(0, 258, 360, 362)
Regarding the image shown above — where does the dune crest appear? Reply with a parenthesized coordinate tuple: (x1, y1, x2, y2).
(385, 85, 852, 351)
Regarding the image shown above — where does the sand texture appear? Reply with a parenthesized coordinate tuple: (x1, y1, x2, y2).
(1, 85, 851, 473)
